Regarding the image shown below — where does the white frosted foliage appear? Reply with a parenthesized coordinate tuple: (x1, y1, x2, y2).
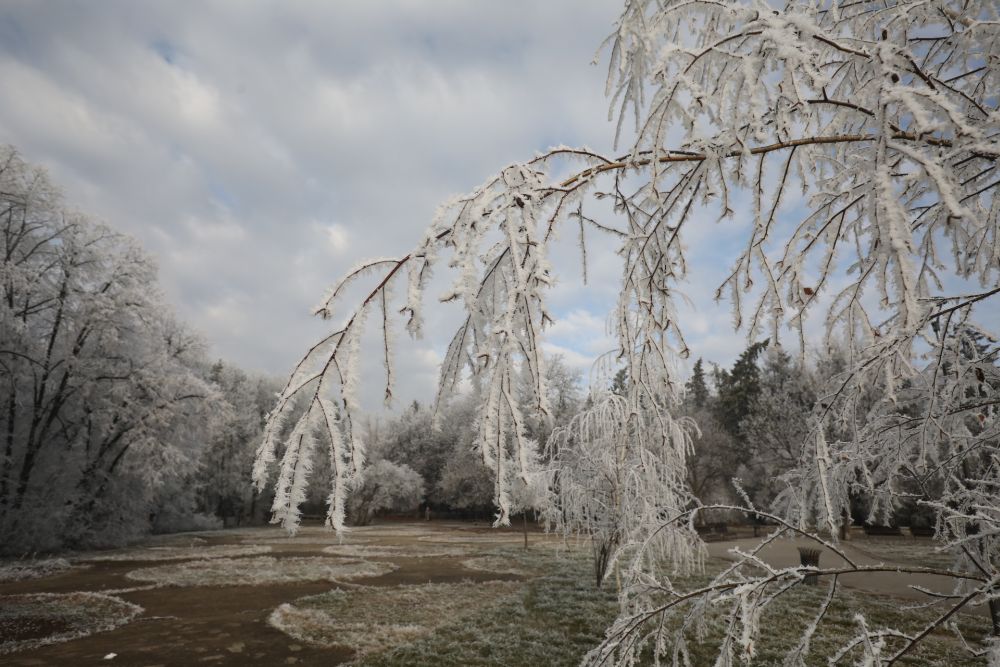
(255, 0, 1000, 663)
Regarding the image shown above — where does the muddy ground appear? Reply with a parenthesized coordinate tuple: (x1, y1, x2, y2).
(1, 521, 542, 666)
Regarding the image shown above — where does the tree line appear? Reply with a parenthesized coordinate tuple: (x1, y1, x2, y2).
(0, 146, 284, 554)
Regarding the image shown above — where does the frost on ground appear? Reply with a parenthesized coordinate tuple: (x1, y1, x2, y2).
(461, 555, 534, 576)
(345, 526, 443, 538)
(268, 581, 522, 658)
(321, 544, 470, 559)
(0, 558, 86, 582)
(0, 592, 143, 655)
(124, 556, 397, 587)
(75, 544, 271, 562)
(417, 534, 524, 544)
(254, 538, 366, 547)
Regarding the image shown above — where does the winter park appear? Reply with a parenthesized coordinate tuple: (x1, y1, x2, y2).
(1, 1, 999, 665)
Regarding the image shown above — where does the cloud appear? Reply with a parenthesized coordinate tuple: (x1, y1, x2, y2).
(321, 223, 351, 256)
(7, 1, 985, 414)
(0, 1, 625, 413)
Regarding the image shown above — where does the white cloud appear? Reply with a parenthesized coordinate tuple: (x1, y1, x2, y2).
(0, 1, 625, 414)
(6, 1, 956, 413)
(322, 223, 351, 255)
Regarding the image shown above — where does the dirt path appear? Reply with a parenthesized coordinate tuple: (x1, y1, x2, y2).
(1, 522, 536, 666)
(707, 536, 988, 618)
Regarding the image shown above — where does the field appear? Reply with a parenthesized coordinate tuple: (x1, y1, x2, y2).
(0, 523, 991, 665)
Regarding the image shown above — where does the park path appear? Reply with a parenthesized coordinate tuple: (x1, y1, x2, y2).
(707, 536, 988, 617)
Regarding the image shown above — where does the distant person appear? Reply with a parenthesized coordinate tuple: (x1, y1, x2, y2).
(425, 506, 431, 521)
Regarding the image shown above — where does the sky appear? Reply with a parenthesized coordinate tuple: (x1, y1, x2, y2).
(0, 1, 800, 411)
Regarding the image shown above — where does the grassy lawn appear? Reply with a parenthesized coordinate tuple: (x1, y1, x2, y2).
(271, 542, 993, 665)
(354, 547, 618, 667)
(125, 556, 398, 587)
(3, 525, 993, 664)
(673, 570, 991, 666)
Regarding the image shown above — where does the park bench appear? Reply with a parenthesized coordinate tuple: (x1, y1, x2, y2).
(863, 525, 903, 536)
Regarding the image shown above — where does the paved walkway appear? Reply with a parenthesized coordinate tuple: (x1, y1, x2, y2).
(706, 537, 989, 617)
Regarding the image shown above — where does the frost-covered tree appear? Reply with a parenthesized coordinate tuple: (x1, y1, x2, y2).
(739, 345, 818, 506)
(195, 361, 282, 527)
(436, 442, 494, 516)
(684, 407, 738, 506)
(346, 459, 423, 526)
(547, 392, 703, 587)
(521, 353, 583, 452)
(257, 0, 1000, 662)
(0, 146, 219, 551)
(379, 399, 468, 509)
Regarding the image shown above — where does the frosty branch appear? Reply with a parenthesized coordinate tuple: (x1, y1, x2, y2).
(257, 0, 999, 663)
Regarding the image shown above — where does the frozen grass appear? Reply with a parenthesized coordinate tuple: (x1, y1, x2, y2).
(125, 556, 397, 587)
(348, 526, 445, 538)
(0, 558, 85, 582)
(418, 534, 526, 544)
(268, 581, 524, 658)
(240, 525, 441, 544)
(351, 547, 618, 666)
(269, 543, 993, 666)
(0, 592, 143, 655)
(76, 544, 271, 562)
(322, 544, 471, 559)
(460, 555, 534, 576)
(659, 564, 993, 666)
(257, 538, 363, 546)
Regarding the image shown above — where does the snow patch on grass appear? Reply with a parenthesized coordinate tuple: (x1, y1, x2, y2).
(321, 544, 471, 559)
(124, 556, 397, 587)
(75, 544, 271, 562)
(268, 581, 522, 657)
(461, 555, 534, 576)
(0, 592, 143, 655)
(0, 558, 85, 582)
(417, 534, 523, 544)
(255, 538, 359, 547)
(347, 526, 444, 538)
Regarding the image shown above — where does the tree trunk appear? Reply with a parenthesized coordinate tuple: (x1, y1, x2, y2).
(0, 387, 17, 513)
(990, 598, 1000, 637)
(11, 440, 38, 511)
(522, 512, 528, 550)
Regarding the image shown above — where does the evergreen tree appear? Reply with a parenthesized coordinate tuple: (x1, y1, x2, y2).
(739, 346, 817, 506)
(610, 368, 628, 396)
(685, 358, 709, 409)
(713, 340, 769, 442)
